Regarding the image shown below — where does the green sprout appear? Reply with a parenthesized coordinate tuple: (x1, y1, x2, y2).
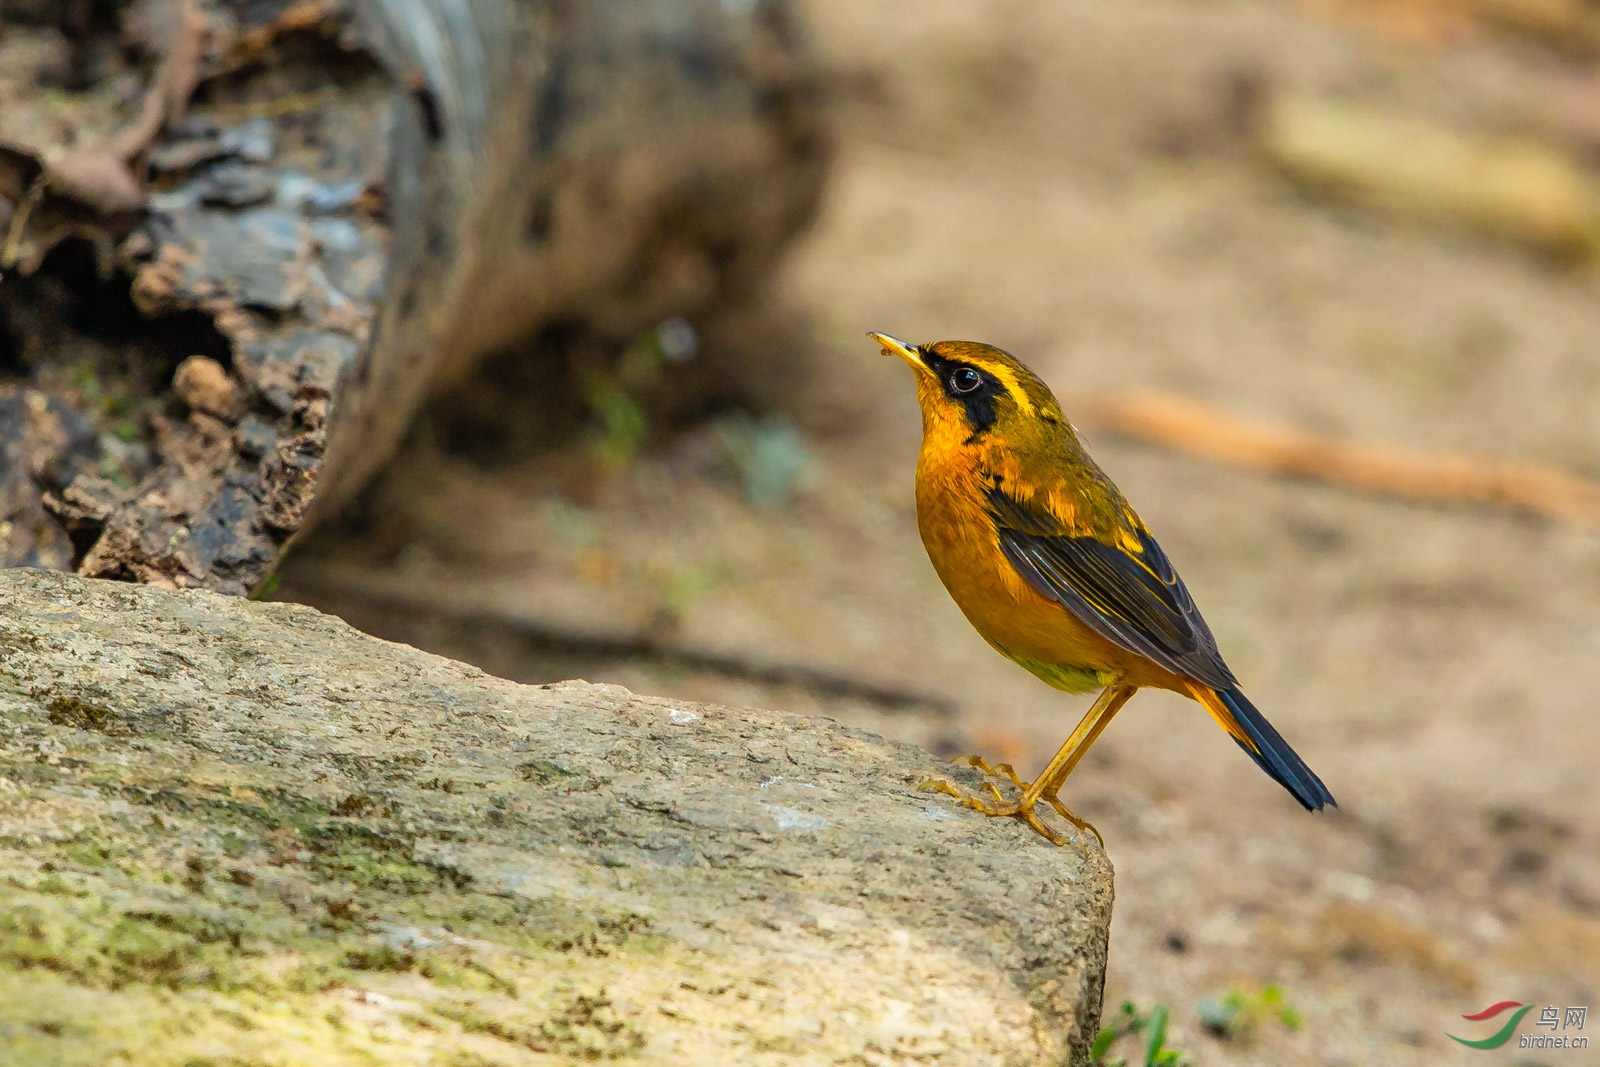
(248, 574, 282, 601)
(1197, 984, 1302, 1042)
(587, 380, 649, 470)
(1091, 1001, 1190, 1066)
(583, 319, 699, 470)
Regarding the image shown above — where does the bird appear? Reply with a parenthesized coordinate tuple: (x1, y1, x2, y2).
(871, 332, 1335, 845)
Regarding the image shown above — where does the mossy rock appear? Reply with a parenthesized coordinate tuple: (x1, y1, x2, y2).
(0, 570, 1111, 1065)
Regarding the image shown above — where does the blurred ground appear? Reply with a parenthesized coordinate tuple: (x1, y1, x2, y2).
(285, 2, 1600, 1064)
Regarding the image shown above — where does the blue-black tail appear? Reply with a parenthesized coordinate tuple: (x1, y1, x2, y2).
(1195, 685, 1336, 811)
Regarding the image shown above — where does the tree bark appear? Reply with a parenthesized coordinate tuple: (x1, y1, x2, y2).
(0, 0, 827, 594)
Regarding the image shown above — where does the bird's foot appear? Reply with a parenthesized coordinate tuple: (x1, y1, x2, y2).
(919, 755, 1104, 848)
(921, 777, 1081, 844)
(919, 778, 1066, 845)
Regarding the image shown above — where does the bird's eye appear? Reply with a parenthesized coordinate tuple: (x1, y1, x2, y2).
(949, 368, 983, 395)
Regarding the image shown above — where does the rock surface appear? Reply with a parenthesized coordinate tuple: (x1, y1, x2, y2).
(0, 570, 1111, 1065)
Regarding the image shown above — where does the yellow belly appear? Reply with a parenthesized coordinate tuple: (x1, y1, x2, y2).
(915, 462, 1186, 695)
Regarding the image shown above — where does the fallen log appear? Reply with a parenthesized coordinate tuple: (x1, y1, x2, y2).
(0, 0, 828, 594)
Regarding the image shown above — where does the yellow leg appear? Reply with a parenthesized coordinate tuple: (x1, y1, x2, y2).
(1034, 684, 1136, 844)
(921, 684, 1137, 847)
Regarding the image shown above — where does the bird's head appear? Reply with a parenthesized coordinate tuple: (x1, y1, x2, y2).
(870, 332, 1068, 450)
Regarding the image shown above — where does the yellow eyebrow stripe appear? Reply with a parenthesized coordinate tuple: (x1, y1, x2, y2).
(973, 359, 1035, 418)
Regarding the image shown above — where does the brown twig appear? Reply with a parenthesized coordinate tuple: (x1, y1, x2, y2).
(1073, 392, 1600, 526)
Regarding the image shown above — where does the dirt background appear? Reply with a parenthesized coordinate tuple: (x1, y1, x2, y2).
(279, 1, 1600, 1064)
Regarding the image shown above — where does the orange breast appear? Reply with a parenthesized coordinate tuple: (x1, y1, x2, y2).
(914, 449, 1186, 693)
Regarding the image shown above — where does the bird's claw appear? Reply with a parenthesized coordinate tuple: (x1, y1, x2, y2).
(1043, 793, 1104, 848)
(918, 773, 1084, 848)
(934, 758, 1100, 851)
(951, 754, 1028, 791)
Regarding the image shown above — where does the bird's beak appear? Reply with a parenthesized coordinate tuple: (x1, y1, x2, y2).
(869, 331, 931, 377)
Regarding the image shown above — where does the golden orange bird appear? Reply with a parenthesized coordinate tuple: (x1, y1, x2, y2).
(873, 332, 1335, 844)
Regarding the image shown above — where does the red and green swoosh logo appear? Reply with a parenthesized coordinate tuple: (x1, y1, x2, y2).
(1448, 1002, 1535, 1049)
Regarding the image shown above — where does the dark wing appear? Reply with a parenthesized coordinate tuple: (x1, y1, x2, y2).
(987, 486, 1236, 689)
